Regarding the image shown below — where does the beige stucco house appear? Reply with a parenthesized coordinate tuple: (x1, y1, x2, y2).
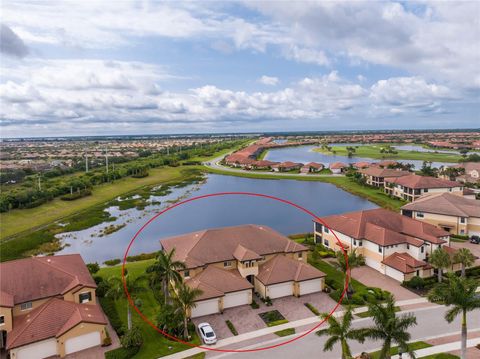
(314, 208, 459, 282)
(0, 255, 107, 359)
(160, 224, 326, 318)
(358, 167, 410, 187)
(401, 192, 480, 236)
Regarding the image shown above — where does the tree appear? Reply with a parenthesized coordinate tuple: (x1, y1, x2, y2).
(428, 274, 480, 359)
(105, 275, 147, 330)
(453, 248, 476, 277)
(173, 283, 203, 340)
(419, 161, 436, 176)
(333, 248, 365, 296)
(146, 249, 185, 305)
(86, 262, 100, 274)
(361, 294, 417, 359)
(316, 307, 365, 359)
(121, 326, 143, 349)
(430, 247, 451, 283)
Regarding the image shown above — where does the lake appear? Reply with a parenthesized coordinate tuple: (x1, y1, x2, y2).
(393, 144, 479, 155)
(57, 174, 377, 263)
(264, 145, 454, 169)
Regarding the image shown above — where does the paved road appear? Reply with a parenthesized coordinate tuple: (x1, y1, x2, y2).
(203, 155, 345, 178)
(208, 305, 480, 358)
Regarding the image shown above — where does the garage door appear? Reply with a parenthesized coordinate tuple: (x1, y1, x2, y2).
(191, 298, 220, 318)
(299, 278, 323, 296)
(16, 338, 57, 359)
(385, 266, 405, 282)
(365, 257, 381, 271)
(267, 282, 293, 299)
(224, 290, 250, 309)
(65, 331, 101, 355)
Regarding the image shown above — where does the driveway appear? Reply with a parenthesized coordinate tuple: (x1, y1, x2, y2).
(192, 292, 338, 340)
(351, 266, 420, 301)
(451, 240, 480, 266)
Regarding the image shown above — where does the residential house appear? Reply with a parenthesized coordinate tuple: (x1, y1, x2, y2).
(314, 208, 458, 282)
(329, 162, 347, 174)
(160, 224, 326, 318)
(0, 255, 107, 359)
(454, 162, 480, 185)
(401, 193, 480, 236)
(358, 167, 411, 187)
(352, 162, 370, 170)
(252, 160, 277, 170)
(384, 174, 463, 202)
(302, 162, 324, 173)
(271, 161, 303, 172)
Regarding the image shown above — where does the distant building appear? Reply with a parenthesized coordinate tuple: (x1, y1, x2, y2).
(329, 162, 347, 174)
(358, 167, 410, 187)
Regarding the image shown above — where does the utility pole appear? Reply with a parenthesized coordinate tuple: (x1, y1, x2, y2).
(105, 148, 109, 174)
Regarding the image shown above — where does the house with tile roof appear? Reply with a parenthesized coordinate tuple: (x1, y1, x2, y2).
(384, 174, 464, 202)
(401, 192, 480, 236)
(358, 167, 411, 187)
(0, 254, 107, 359)
(160, 224, 326, 318)
(314, 208, 459, 282)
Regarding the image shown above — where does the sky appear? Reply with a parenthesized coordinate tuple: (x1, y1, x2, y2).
(0, 0, 479, 137)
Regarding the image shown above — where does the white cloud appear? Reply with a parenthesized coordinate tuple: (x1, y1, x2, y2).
(283, 45, 329, 66)
(258, 75, 279, 86)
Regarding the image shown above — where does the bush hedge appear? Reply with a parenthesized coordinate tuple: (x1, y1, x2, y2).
(105, 346, 139, 359)
(99, 297, 125, 336)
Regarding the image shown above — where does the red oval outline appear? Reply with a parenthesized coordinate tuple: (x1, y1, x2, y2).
(122, 191, 349, 353)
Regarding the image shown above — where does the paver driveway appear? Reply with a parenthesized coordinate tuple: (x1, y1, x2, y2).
(192, 292, 338, 340)
(351, 266, 419, 301)
(451, 240, 480, 266)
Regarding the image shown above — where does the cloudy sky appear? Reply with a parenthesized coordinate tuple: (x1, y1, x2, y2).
(0, 1, 479, 137)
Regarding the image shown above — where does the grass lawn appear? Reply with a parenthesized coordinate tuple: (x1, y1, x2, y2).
(369, 341, 432, 359)
(313, 144, 462, 162)
(355, 306, 400, 318)
(419, 354, 460, 359)
(274, 328, 295, 337)
(204, 167, 406, 211)
(97, 259, 201, 358)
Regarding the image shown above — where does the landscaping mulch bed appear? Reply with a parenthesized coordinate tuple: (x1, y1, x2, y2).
(258, 310, 286, 325)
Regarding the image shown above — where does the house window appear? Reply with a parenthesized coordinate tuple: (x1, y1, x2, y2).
(421, 246, 425, 253)
(324, 227, 329, 234)
(315, 233, 322, 244)
(324, 239, 330, 247)
(417, 212, 424, 218)
(20, 302, 32, 311)
(460, 217, 466, 224)
(315, 222, 323, 233)
(424, 189, 428, 193)
(353, 239, 357, 246)
(298, 252, 303, 259)
(407, 244, 410, 249)
(358, 241, 363, 247)
(460, 229, 465, 234)
(416, 270, 420, 277)
(0, 316, 4, 325)
(378, 245, 382, 253)
(79, 292, 92, 303)
(224, 261, 232, 268)
(184, 270, 190, 278)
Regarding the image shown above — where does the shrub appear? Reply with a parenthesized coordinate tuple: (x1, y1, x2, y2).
(60, 189, 92, 201)
(104, 259, 121, 266)
(105, 346, 140, 359)
(404, 276, 425, 290)
(126, 252, 157, 262)
(250, 300, 259, 309)
(121, 326, 143, 349)
(349, 293, 366, 305)
(103, 330, 112, 347)
(226, 320, 238, 336)
(99, 297, 124, 336)
(157, 304, 184, 337)
(87, 262, 100, 274)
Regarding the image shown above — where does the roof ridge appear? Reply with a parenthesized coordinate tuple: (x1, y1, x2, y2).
(33, 257, 82, 294)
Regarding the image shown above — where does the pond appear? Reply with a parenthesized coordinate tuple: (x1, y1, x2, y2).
(393, 144, 479, 155)
(57, 174, 377, 263)
(264, 145, 454, 169)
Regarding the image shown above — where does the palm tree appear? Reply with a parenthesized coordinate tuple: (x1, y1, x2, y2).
(173, 283, 203, 340)
(428, 274, 480, 359)
(453, 248, 476, 277)
(106, 275, 147, 330)
(333, 248, 365, 295)
(316, 307, 365, 359)
(361, 294, 417, 359)
(430, 247, 451, 283)
(146, 249, 185, 304)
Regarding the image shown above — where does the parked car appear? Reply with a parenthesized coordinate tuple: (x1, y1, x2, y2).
(198, 322, 217, 345)
(470, 235, 480, 244)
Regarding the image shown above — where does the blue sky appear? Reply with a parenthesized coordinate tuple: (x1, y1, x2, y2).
(0, 1, 479, 137)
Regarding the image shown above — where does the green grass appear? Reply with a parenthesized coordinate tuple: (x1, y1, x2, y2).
(314, 144, 461, 162)
(274, 328, 295, 337)
(204, 166, 406, 211)
(369, 341, 432, 359)
(183, 354, 206, 359)
(355, 306, 400, 318)
(267, 319, 289, 327)
(97, 259, 201, 358)
(419, 354, 460, 359)
(304, 303, 320, 315)
(226, 320, 238, 336)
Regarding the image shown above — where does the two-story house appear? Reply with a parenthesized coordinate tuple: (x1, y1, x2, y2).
(160, 224, 326, 318)
(0, 255, 107, 359)
(358, 167, 411, 187)
(384, 174, 463, 202)
(313, 208, 458, 282)
(401, 192, 480, 236)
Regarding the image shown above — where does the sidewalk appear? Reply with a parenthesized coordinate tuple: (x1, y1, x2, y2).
(160, 297, 431, 359)
(391, 337, 480, 358)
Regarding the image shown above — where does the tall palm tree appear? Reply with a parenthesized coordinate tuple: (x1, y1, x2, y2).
(333, 248, 365, 295)
(316, 307, 365, 359)
(453, 248, 476, 277)
(106, 275, 147, 330)
(428, 274, 480, 359)
(361, 294, 417, 359)
(146, 249, 185, 304)
(173, 283, 203, 340)
(430, 247, 451, 283)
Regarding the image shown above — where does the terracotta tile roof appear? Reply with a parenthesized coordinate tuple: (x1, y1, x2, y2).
(161, 224, 307, 269)
(233, 244, 262, 261)
(318, 208, 448, 246)
(305, 162, 324, 169)
(376, 160, 399, 167)
(384, 174, 462, 189)
(0, 290, 14, 308)
(359, 167, 410, 178)
(185, 266, 252, 301)
(6, 298, 106, 349)
(253, 160, 277, 167)
(257, 255, 325, 285)
(0, 254, 97, 305)
(329, 162, 347, 169)
(402, 192, 480, 218)
(382, 252, 431, 274)
(353, 162, 371, 169)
